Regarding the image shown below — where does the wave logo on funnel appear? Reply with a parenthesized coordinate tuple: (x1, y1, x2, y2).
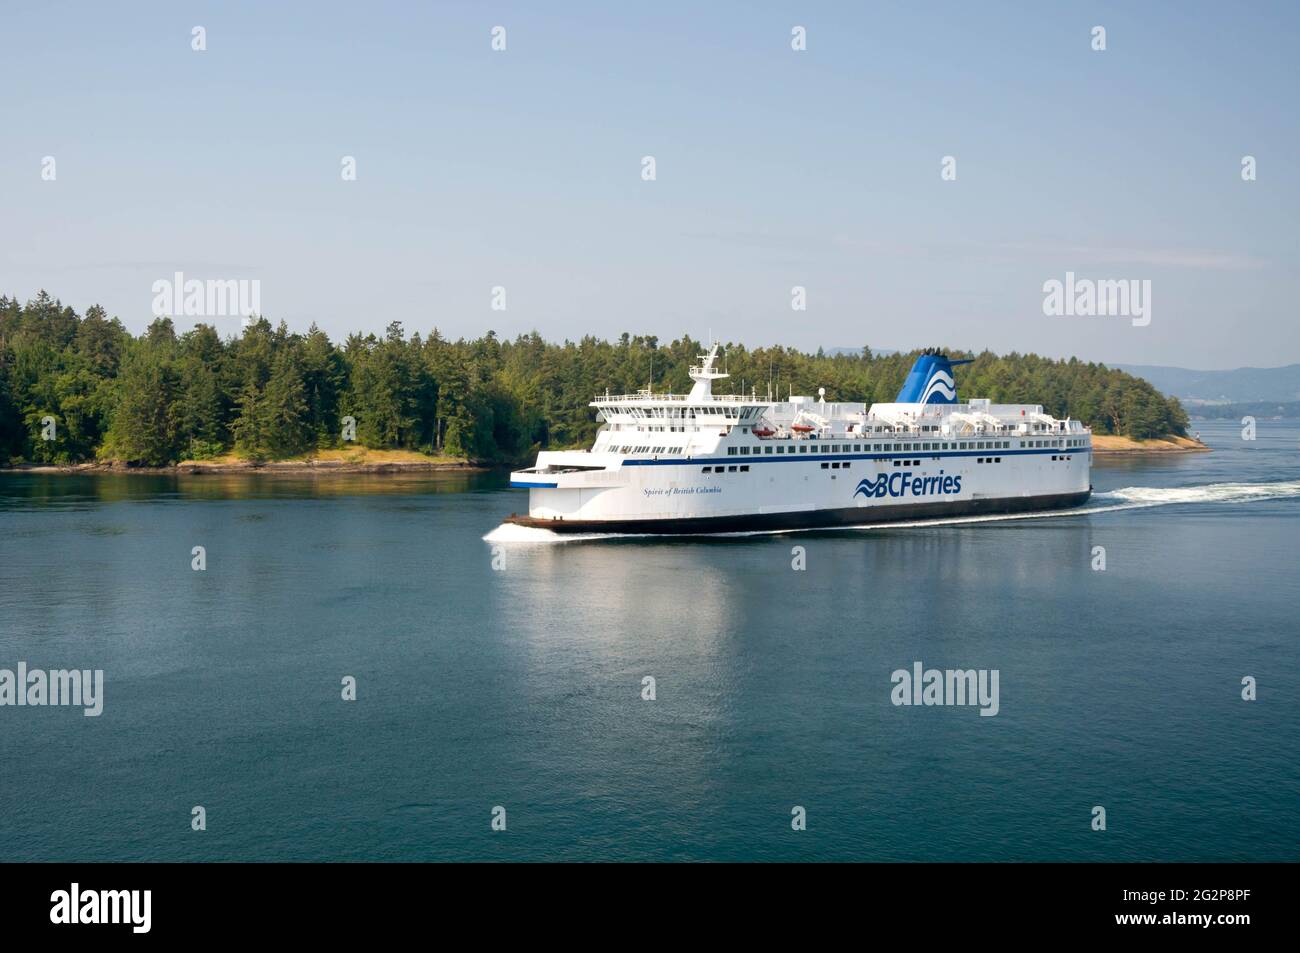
(894, 350, 974, 404)
(920, 370, 956, 403)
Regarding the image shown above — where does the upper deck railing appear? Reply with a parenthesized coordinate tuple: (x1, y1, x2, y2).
(591, 392, 771, 405)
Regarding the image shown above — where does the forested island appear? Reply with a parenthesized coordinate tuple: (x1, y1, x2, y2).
(0, 291, 1192, 469)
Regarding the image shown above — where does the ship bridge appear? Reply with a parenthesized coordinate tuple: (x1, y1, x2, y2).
(509, 343, 781, 482)
(589, 342, 774, 430)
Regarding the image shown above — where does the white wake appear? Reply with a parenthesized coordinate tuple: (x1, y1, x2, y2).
(482, 523, 626, 544)
(483, 478, 1300, 543)
(1103, 479, 1300, 507)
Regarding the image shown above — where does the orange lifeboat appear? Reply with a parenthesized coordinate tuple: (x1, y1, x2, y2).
(752, 425, 775, 437)
(791, 423, 814, 433)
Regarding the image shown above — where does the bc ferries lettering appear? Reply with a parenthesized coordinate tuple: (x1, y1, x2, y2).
(643, 486, 722, 497)
(854, 471, 962, 500)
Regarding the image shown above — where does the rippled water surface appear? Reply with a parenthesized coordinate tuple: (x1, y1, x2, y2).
(1, 420, 1297, 861)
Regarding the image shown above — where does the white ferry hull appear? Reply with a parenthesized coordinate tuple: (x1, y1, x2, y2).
(504, 346, 1094, 536)
(507, 445, 1092, 534)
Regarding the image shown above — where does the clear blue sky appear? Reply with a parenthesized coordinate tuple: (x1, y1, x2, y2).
(2, 0, 1297, 368)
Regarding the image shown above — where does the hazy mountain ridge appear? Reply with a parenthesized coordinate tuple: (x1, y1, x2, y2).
(829, 348, 1300, 404)
(1106, 363, 1300, 404)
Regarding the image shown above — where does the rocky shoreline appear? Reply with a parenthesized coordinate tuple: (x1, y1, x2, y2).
(1089, 434, 1211, 454)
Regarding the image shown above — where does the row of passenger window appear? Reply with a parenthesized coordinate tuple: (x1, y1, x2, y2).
(727, 438, 1051, 457)
(705, 453, 1074, 470)
(703, 454, 1087, 471)
(611, 444, 674, 454)
(613, 436, 1086, 457)
(700, 461, 859, 473)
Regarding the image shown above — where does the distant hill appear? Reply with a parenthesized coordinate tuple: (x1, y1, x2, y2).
(1181, 400, 1300, 420)
(829, 352, 1300, 403)
(1107, 363, 1300, 404)
(829, 349, 1300, 415)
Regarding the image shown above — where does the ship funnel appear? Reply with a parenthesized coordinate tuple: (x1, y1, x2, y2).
(894, 350, 973, 404)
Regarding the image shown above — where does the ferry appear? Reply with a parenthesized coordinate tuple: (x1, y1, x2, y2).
(505, 344, 1092, 534)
